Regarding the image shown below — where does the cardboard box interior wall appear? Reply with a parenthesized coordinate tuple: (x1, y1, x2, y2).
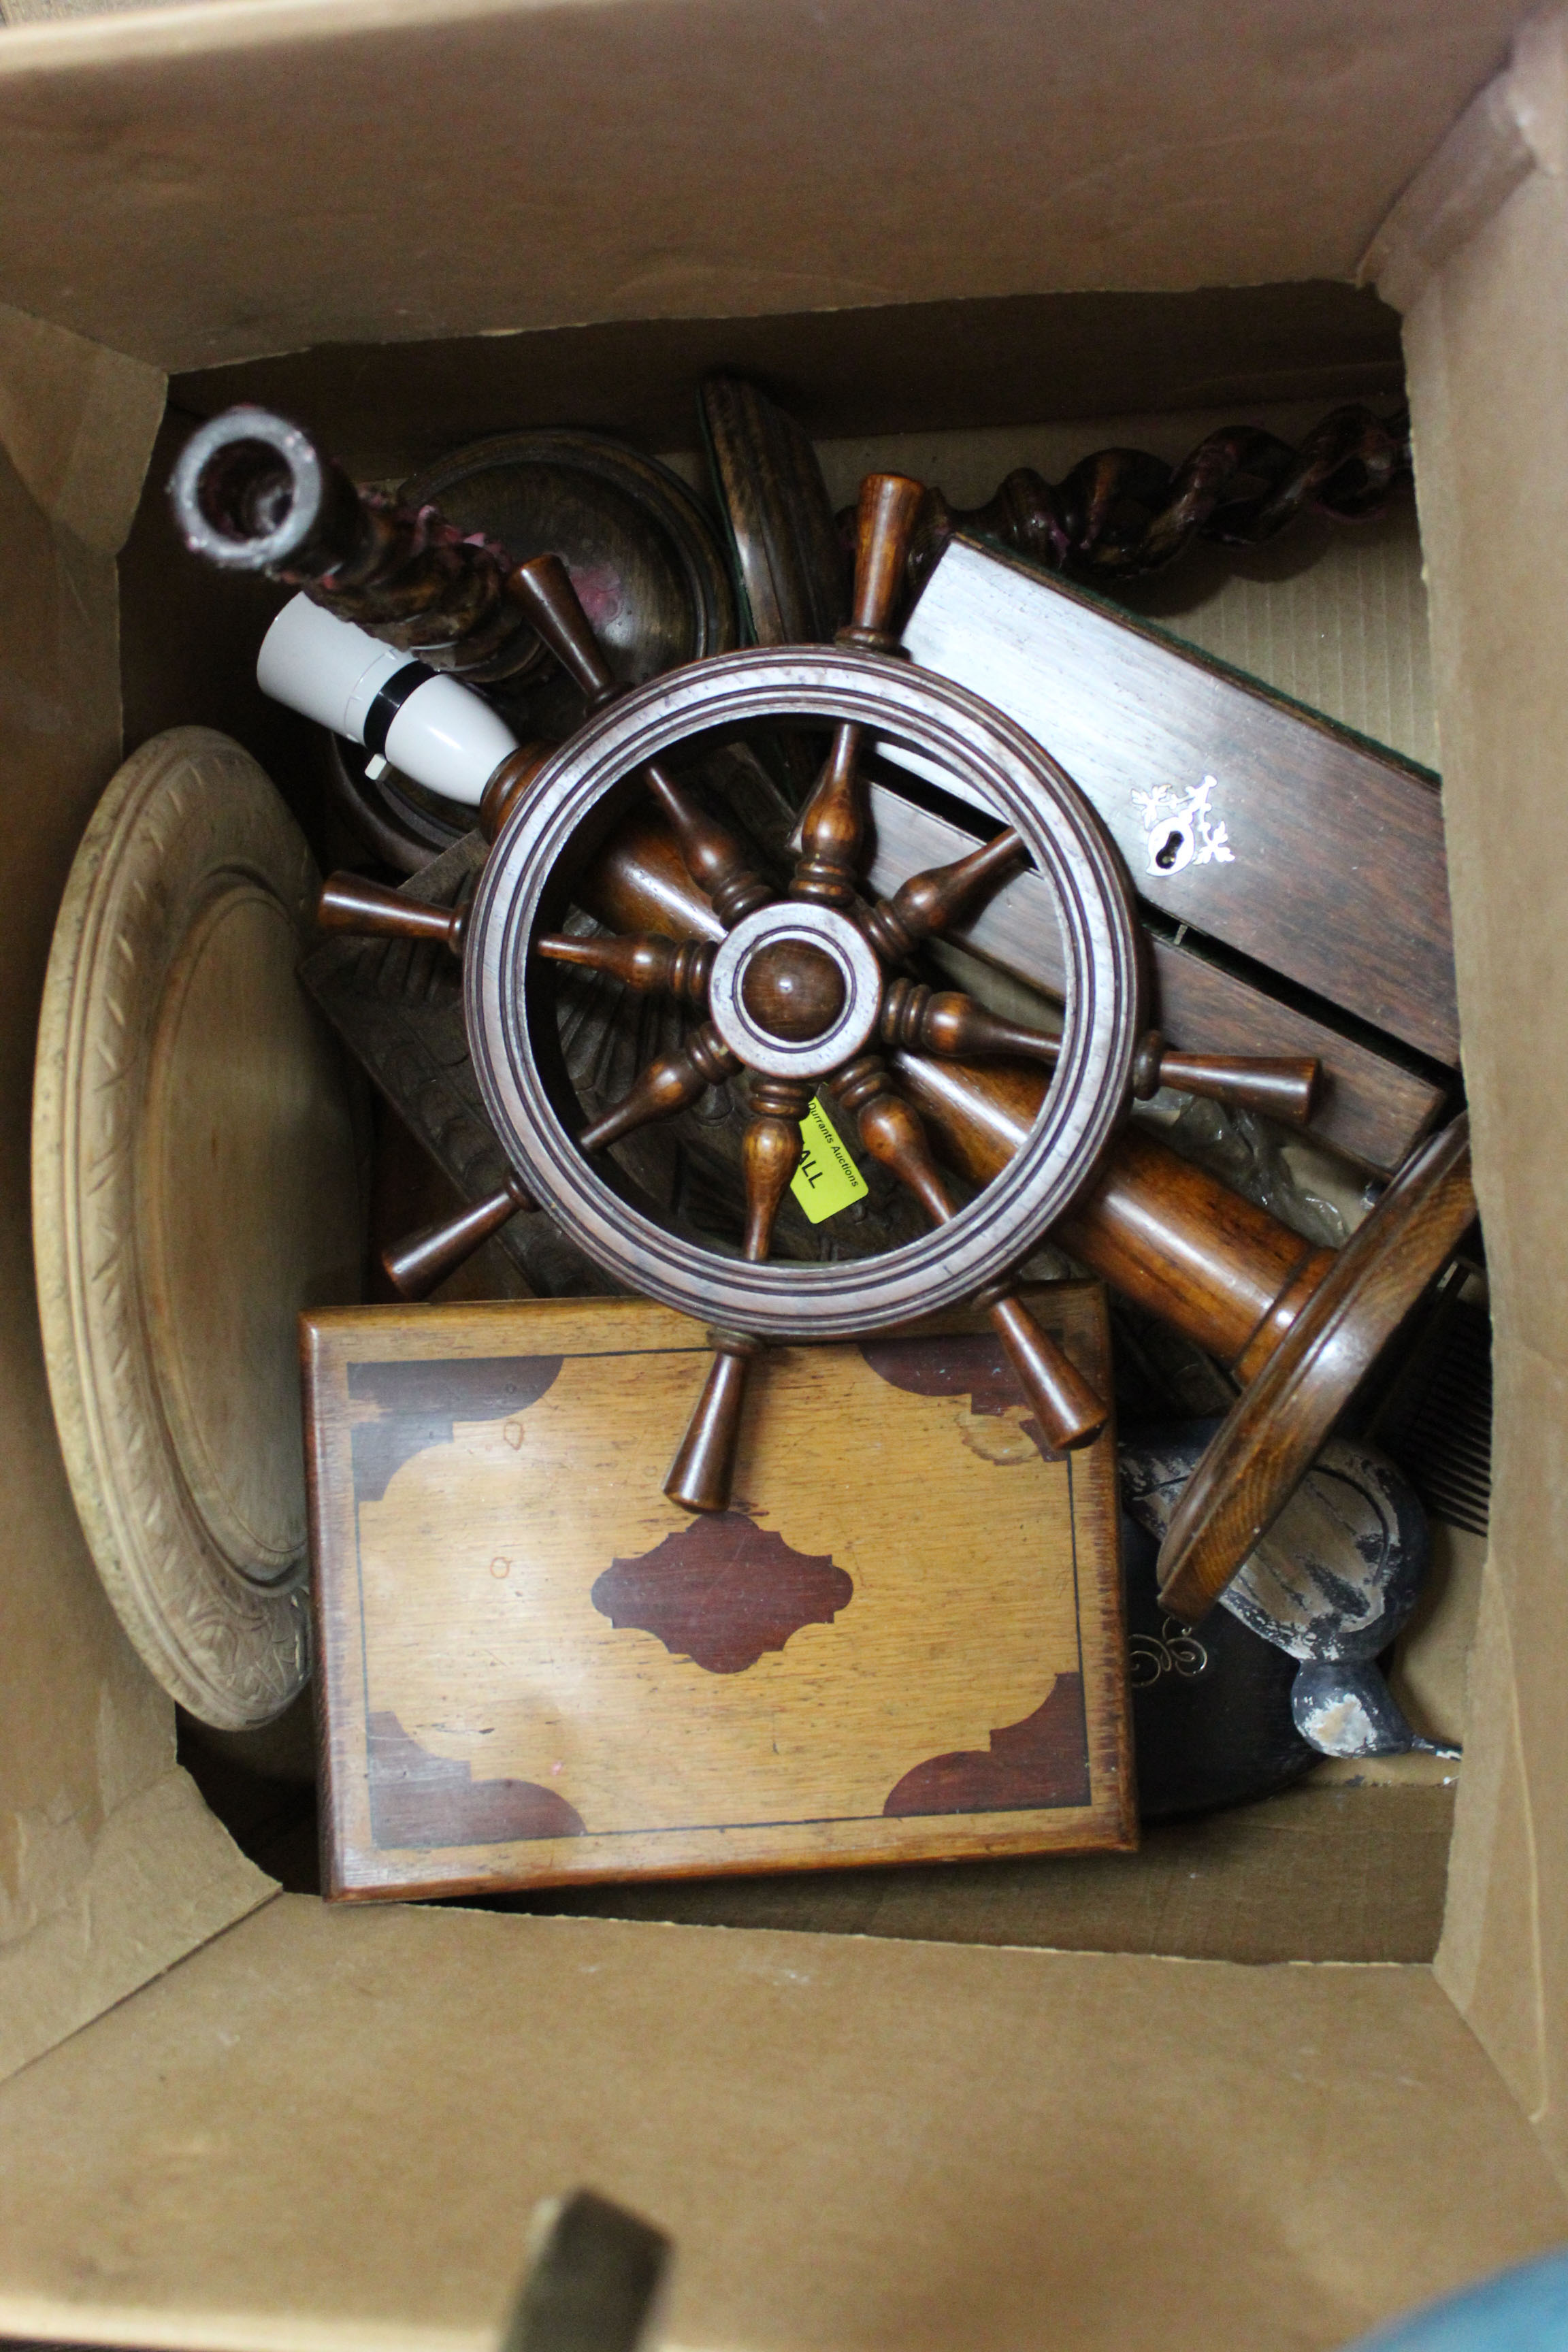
(3, 3, 1568, 2345)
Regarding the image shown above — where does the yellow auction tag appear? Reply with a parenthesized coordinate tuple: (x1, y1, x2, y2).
(790, 1095, 869, 1224)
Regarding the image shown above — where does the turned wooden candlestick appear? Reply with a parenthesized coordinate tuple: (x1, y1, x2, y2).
(169, 406, 544, 683)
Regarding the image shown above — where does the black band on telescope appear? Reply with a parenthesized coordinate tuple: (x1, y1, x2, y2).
(363, 660, 437, 758)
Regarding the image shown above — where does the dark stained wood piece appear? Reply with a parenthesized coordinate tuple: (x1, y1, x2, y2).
(862, 827, 1024, 964)
(1156, 1115, 1477, 1622)
(741, 943, 845, 1041)
(318, 870, 468, 956)
(698, 374, 849, 646)
(897, 536, 1460, 1066)
(510, 551, 772, 928)
(382, 1170, 538, 1300)
(894, 1051, 1334, 1384)
(1130, 1033, 1318, 1124)
(830, 1051, 1106, 1452)
(864, 783, 1447, 1175)
(791, 472, 925, 913)
(576, 1022, 742, 1156)
(169, 404, 543, 683)
(664, 1069, 813, 1514)
(536, 930, 715, 1004)
(401, 425, 736, 743)
(664, 1334, 766, 1514)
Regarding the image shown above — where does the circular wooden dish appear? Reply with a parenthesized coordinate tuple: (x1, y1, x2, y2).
(331, 429, 739, 868)
(34, 728, 367, 1726)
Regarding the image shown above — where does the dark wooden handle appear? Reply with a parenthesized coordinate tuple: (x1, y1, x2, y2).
(980, 1289, 1109, 1452)
(862, 829, 1024, 962)
(535, 930, 715, 1004)
(638, 766, 772, 928)
(1132, 1032, 1320, 1124)
(382, 1171, 535, 1299)
(506, 553, 619, 708)
(841, 472, 928, 651)
(576, 1022, 740, 1154)
(508, 553, 767, 926)
(881, 979, 1059, 1064)
(318, 872, 466, 956)
(794, 474, 932, 911)
(664, 1335, 763, 1513)
(479, 742, 557, 841)
(741, 1077, 811, 1260)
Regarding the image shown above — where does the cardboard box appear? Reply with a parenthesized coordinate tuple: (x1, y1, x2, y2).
(2, 2, 1568, 2345)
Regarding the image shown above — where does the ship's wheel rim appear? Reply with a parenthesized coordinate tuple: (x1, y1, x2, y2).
(466, 647, 1144, 1339)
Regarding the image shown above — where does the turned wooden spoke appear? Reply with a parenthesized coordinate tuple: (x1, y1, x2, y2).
(791, 474, 926, 912)
(317, 871, 468, 956)
(576, 1021, 740, 1155)
(1130, 1030, 1320, 1124)
(535, 929, 714, 1005)
(382, 1171, 536, 1299)
(830, 1053, 1105, 1451)
(509, 551, 768, 926)
(861, 829, 1024, 962)
(664, 1075, 812, 1516)
(879, 978, 1059, 1064)
(741, 1077, 812, 1260)
(664, 1330, 765, 1514)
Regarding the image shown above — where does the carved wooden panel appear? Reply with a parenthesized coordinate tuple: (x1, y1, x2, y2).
(306, 1288, 1132, 1897)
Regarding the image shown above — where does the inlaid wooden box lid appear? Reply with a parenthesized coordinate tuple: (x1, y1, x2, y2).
(304, 1287, 1133, 1898)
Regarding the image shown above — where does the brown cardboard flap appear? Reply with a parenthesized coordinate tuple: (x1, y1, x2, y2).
(1374, 1, 1568, 2188)
(0, 0, 1533, 374)
(0, 1897, 1563, 2352)
(0, 1770, 276, 2083)
(0, 300, 163, 551)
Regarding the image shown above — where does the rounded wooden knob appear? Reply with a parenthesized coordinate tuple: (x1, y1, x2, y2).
(739, 939, 847, 1042)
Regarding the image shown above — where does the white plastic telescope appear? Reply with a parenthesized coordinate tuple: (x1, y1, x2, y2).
(257, 593, 521, 807)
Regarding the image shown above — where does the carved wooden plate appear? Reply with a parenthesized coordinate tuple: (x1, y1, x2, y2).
(34, 728, 367, 1727)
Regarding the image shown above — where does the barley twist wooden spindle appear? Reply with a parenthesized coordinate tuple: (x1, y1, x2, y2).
(169, 406, 543, 682)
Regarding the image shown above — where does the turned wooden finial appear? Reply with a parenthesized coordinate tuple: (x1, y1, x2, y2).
(664, 1330, 766, 1512)
(879, 979, 1060, 1064)
(841, 472, 928, 653)
(317, 872, 467, 956)
(793, 474, 928, 913)
(382, 1171, 536, 1298)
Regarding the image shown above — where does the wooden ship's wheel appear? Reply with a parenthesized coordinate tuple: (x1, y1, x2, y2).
(172, 410, 1475, 1624)
(321, 476, 1342, 1522)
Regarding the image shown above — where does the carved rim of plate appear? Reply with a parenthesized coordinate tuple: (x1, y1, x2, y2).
(33, 727, 353, 1728)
